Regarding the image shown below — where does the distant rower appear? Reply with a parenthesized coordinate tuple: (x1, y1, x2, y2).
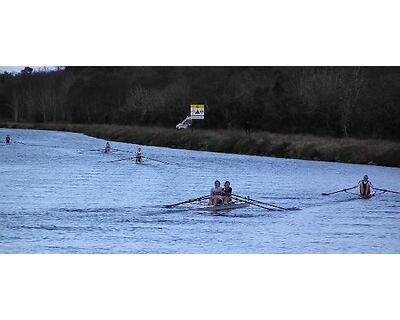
(359, 175, 374, 197)
(135, 147, 142, 163)
(5, 135, 11, 144)
(104, 142, 111, 154)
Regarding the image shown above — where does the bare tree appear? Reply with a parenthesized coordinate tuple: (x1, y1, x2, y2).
(337, 67, 365, 137)
(9, 89, 20, 122)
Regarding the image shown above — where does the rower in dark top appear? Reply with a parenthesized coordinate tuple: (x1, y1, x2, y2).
(222, 181, 232, 204)
(5, 135, 11, 144)
(358, 175, 374, 197)
(104, 142, 111, 154)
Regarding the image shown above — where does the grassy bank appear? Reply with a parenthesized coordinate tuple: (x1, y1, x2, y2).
(1, 122, 400, 167)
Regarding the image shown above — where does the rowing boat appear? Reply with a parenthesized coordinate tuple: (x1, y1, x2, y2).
(192, 202, 250, 212)
(359, 193, 374, 199)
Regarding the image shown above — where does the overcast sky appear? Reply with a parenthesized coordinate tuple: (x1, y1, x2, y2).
(0, 66, 60, 74)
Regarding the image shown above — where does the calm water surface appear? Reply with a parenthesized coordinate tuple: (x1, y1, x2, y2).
(1, 128, 399, 253)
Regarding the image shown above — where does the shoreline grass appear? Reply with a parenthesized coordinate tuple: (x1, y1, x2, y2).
(1, 121, 399, 167)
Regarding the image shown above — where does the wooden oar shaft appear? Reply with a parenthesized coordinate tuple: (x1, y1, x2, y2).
(80, 149, 103, 153)
(231, 196, 272, 211)
(143, 156, 169, 165)
(321, 186, 357, 195)
(374, 188, 400, 195)
(166, 195, 210, 208)
(14, 141, 61, 149)
(232, 193, 287, 210)
(114, 148, 132, 154)
(107, 157, 132, 163)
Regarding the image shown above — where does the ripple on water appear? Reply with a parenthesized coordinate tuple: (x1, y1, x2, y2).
(1, 128, 400, 253)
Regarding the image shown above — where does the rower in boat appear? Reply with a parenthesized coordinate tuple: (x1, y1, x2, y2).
(222, 181, 232, 204)
(209, 180, 224, 205)
(104, 142, 112, 154)
(135, 147, 143, 163)
(359, 175, 374, 198)
(5, 135, 11, 144)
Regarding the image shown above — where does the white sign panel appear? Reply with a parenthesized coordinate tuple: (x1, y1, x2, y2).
(190, 104, 205, 119)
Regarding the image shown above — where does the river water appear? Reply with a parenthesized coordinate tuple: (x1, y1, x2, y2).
(1, 128, 399, 253)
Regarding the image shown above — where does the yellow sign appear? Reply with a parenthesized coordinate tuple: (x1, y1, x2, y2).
(190, 104, 205, 119)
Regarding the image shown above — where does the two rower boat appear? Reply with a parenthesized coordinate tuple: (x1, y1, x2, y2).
(192, 201, 250, 212)
(166, 194, 293, 212)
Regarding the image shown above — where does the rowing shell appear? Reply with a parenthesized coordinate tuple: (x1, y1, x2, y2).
(193, 202, 250, 212)
(359, 193, 374, 199)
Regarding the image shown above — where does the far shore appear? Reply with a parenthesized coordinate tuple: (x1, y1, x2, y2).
(1, 121, 399, 168)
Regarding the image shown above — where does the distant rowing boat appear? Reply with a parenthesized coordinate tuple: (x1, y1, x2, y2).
(192, 202, 250, 212)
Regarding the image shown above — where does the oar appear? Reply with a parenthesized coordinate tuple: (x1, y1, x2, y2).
(106, 157, 132, 163)
(165, 195, 210, 208)
(232, 193, 290, 211)
(231, 196, 273, 211)
(321, 186, 357, 196)
(113, 148, 133, 154)
(79, 149, 103, 153)
(374, 188, 400, 195)
(143, 156, 170, 165)
(14, 141, 62, 149)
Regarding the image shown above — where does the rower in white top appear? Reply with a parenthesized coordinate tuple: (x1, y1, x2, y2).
(209, 180, 233, 206)
(209, 180, 224, 205)
(358, 175, 374, 198)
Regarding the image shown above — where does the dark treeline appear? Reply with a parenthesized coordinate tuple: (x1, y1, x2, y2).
(0, 66, 399, 140)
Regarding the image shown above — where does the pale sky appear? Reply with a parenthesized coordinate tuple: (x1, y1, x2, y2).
(0, 66, 60, 74)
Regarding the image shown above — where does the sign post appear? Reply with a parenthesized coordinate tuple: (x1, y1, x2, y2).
(176, 104, 206, 129)
(190, 104, 205, 119)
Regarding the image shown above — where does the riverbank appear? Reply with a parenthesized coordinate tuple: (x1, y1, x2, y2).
(1, 122, 399, 167)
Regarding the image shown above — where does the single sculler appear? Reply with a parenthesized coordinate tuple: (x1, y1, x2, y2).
(135, 147, 143, 163)
(358, 175, 374, 198)
(320, 174, 400, 200)
(104, 142, 112, 154)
